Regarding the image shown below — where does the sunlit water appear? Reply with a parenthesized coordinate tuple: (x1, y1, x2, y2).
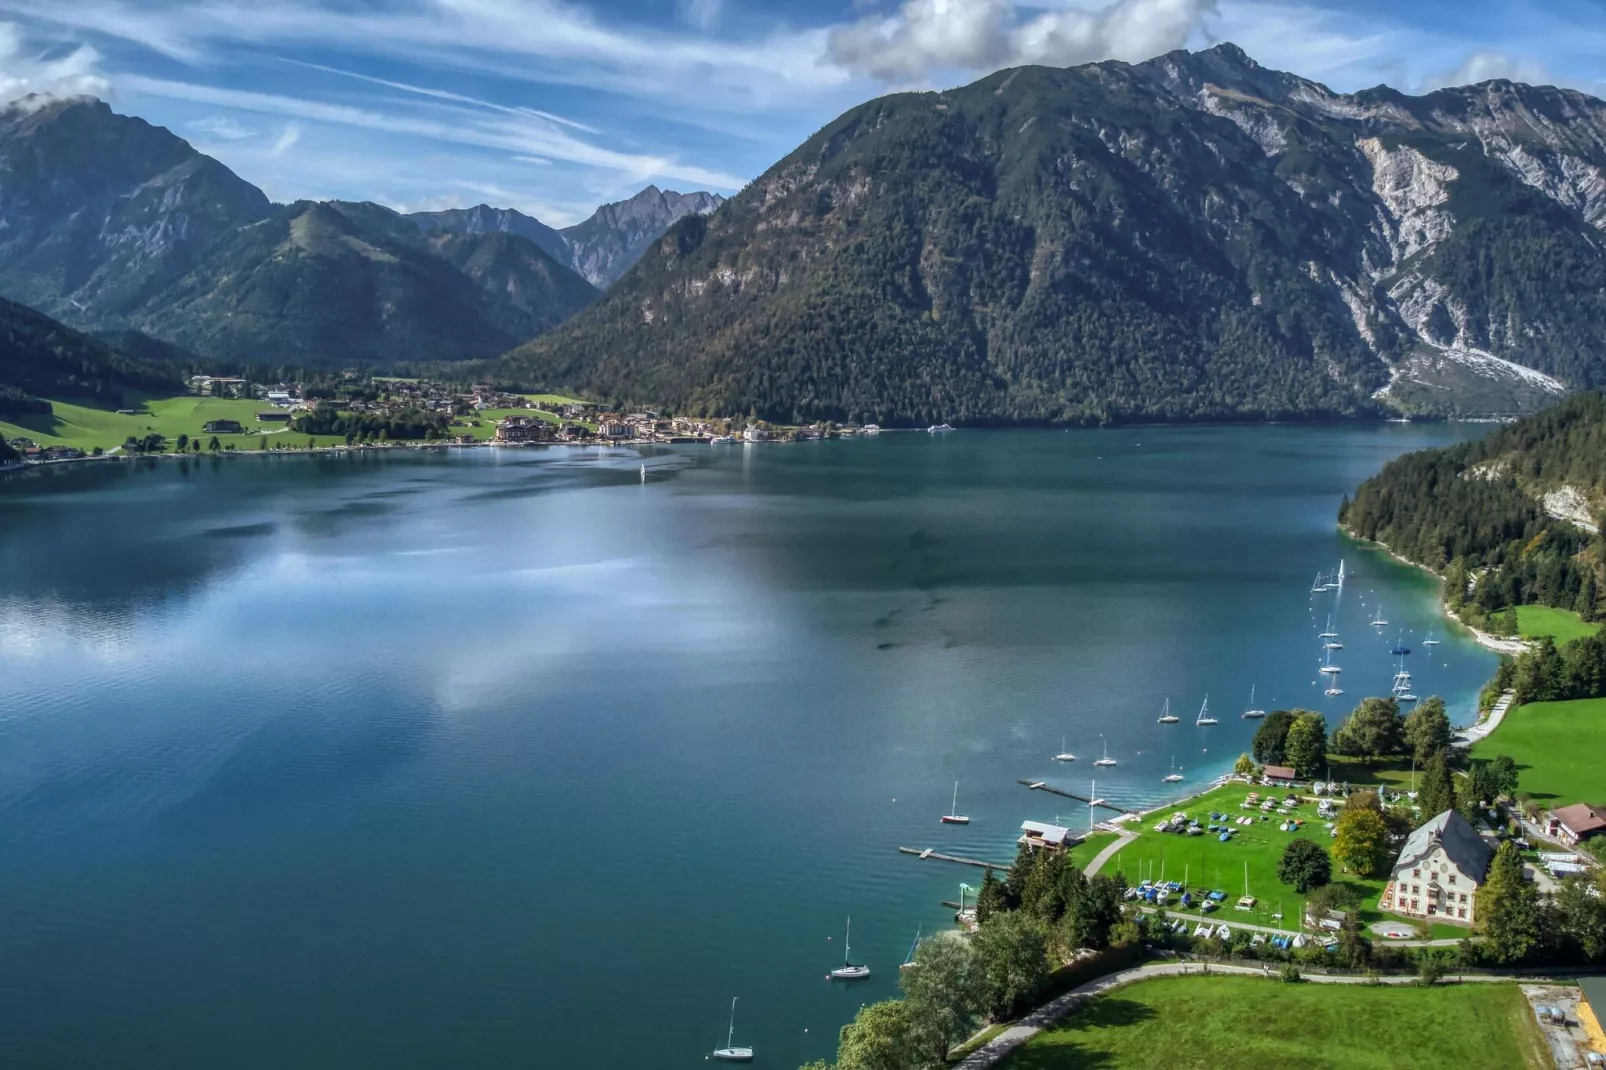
(0, 426, 1495, 1068)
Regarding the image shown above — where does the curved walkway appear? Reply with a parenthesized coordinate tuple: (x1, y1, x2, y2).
(1082, 827, 1137, 877)
(1457, 689, 1515, 747)
(953, 960, 1561, 1069)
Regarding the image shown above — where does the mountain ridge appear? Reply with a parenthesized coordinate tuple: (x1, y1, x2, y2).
(497, 43, 1606, 424)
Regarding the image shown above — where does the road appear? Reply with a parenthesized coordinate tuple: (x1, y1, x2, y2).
(952, 959, 1568, 1069)
(1456, 689, 1515, 746)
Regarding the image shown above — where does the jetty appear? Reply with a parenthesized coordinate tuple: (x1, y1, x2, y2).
(1017, 779, 1138, 815)
(898, 847, 1014, 870)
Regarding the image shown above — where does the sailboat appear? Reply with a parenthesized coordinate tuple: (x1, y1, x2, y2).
(940, 781, 970, 824)
(1163, 757, 1184, 783)
(1371, 604, 1389, 627)
(1390, 632, 1411, 656)
(1325, 682, 1344, 696)
(639, 463, 647, 482)
(829, 917, 870, 980)
(1319, 615, 1338, 640)
(1392, 658, 1416, 701)
(1093, 737, 1116, 767)
(900, 926, 922, 971)
(1241, 685, 1266, 719)
(1422, 629, 1441, 647)
(711, 998, 754, 1062)
(1157, 698, 1180, 724)
(1195, 696, 1218, 726)
(1310, 571, 1327, 594)
(1053, 736, 1076, 762)
(1319, 646, 1342, 675)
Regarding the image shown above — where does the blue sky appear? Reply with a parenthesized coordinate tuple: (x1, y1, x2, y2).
(0, 0, 1602, 225)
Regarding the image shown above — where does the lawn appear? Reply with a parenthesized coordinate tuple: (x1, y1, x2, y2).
(1514, 604, 1600, 645)
(1067, 831, 1119, 871)
(1, 396, 347, 451)
(1002, 975, 1548, 1070)
(1090, 783, 1390, 931)
(1471, 697, 1606, 807)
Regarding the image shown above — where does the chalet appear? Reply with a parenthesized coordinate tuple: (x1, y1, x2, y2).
(256, 412, 292, 423)
(1379, 809, 1494, 925)
(1019, 820, 1077, 851)
(1547, 803, 1606, 846)
(202, 419, 244, 434)
(1262, 765, 1298, 786)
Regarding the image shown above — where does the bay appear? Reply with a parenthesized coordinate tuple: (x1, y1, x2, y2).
(0, 425, 1495, 1069)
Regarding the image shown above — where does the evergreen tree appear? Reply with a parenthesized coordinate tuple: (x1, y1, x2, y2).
(1419, 749, 1457, 817)
(1478, 841, 1541, 964)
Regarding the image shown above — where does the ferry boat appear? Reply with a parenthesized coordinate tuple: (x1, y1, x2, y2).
(927, 423, 954, 433)
(710, 435, 736, 444)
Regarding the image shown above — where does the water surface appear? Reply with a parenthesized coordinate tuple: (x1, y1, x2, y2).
(0, 426, 1495, 1068)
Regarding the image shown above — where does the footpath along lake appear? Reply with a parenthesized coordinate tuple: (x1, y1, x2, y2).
(0, 425, 1497, 1069)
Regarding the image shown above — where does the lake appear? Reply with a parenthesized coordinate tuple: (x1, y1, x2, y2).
(0, 425, 1496, 1069)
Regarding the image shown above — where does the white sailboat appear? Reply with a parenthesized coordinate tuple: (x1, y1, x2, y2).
(1241, 685, 1266, 719)
(1371, 603, 1388, 626)
(1423, 629, 1441, 647)
(1157, 698, 1179, 724)
(1310, 571, 1326, 594)
(829, 917, 870, 980)
(639, 463, 647, 482)
(1093, 737, 1116, 767)
(1319, 646, 1342, 674)
(1053, 735, 1076, 762)
(1195, 696, 1218, 726)
(711, 998, 754, 1062)
(1163, 756, 1184, 783)
(1319, 615, 1338, 640)
(900, 926, 922, 971)
(940, 781, 970, 824)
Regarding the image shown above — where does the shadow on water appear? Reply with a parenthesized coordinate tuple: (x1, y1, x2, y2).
(201, 521, 277, 538)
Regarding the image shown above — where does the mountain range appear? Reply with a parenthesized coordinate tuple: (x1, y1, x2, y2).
(501, 43, 1606, 425)
(0, 97, 720, 367)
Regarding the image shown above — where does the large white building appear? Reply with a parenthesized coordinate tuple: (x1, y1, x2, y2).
(1378, 809, 1494, 926)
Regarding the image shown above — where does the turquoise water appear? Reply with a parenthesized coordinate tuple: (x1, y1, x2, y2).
(0, 426, 1495, 1068)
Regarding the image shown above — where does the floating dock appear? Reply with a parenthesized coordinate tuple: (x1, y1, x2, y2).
(897, 847, 1014, 870)
(1017, 779, 1138, 815)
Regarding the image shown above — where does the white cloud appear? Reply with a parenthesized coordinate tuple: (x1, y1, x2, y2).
(827, 0, 1215, 81)
(0, 20, 110, 106)
(188, 114, 254, 139)
(1422, 51, 1554, 92)
(119, 73, 748, 190)
(679, 0, 724, 32)
(267, 120, 300, 155)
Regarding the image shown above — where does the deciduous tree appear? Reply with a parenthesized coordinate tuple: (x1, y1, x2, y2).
(1277, 838, 1332, 892)
(1333, 697, 1404, 759)
(1284, 712, 1328, 778)
(1403, 697, 1451, 767)
(1333, 808, 1390, 877)
(900, 932, 984, 1064)
(835, 1000, 918, 1070)
(974, 910, 1049, 1019)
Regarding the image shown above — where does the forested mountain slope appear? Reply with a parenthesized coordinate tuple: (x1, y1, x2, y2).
(0, 297, 180, 416)
(1341, 393, 1606, 623)
(500, 44, 1606, 425)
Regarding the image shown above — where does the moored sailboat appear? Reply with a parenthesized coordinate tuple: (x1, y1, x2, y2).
(1157, 699, 1179, 724)
(829, 917, 870, 980)
(1053, 735, 1076, 762)
(1163, 757, 1184, 783)
(1195, 696, 1218, 726)
(1093, 737, 1116, 767)
(1241, 685, 1266, 719)
(940, 781, 970, 824)
(710, 998, 754, 1062)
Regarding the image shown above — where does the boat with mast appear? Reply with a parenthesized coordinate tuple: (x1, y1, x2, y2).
(1157, 699, 1179, 724)
(1163, 757, 1183, 783)
(1310, 571, 1327, 594)
(829, 917, 870, 980)
(1391, 657, 1416, 701)
(1195, 696, 1218, 726)
(1391, 632, 1411, 656)
(710, 998, 754, 1062)
(1318, 646, 1341, 674)
(1093, 737, 1116, 767)
(1319, 615, 1338, 640)
(1423, 629, 1441, 647)
(900, 926, 922, 971)
(1241, 685, 1266, 719)
(1053, 736, 1076, 762)
(1371, 603, 1389, 627)
(940, 781, 970, 824)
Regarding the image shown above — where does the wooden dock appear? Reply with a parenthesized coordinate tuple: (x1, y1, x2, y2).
(1017, 779, 1137, 815)
(898, 846, 1013, 870)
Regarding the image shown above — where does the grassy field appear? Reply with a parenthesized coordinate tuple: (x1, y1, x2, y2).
(0, 396, 352, 451)
(1514, 604, 1600, 645)
(1089, 783, 1392, 931)
(1067, 831, 1120, 871)
(1472, 696, 1606, 806)
(1002, 975, 1548, 1070)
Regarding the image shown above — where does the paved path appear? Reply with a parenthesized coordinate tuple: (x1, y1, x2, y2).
(1082, 827, 1137, 877)
(952, 960, 1564, 1069)
(1456, 689, 1515, 746)
(1131, 905, 1464, 947)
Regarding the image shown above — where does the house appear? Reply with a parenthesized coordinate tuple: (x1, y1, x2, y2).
(743, 425, 769, 442)
(1019, 820, 1078, 851)
(1379, 809, 1495, 925)
(256, 412, 292, 423)
(1547, 803, 1606, 846)
(202, 419, 243, 434)
(265, 390, 293, 405)
(1262, 765, 1298, 786)
(597, 420, 632, 440)
(494, 416, 550, 444)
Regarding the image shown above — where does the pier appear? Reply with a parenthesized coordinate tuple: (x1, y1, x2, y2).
(1017, 779, 1138, 815)
(898, 846, 1014, 870)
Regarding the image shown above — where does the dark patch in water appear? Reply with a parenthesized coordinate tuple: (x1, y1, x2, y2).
(327, 501, 396, 517)
(360, 488, 424, 499)
(876, 642, 897, 650)
(201, 521, 276, 538)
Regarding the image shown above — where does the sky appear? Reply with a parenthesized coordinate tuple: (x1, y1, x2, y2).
(0, 0, 1602, 226)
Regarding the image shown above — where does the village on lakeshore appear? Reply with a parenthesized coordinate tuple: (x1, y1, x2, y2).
(0, 372, 893, 467)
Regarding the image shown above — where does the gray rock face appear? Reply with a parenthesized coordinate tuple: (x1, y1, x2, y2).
(559, 186, 725, 288)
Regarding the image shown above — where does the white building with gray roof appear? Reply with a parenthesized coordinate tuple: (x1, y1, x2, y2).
(1379, 809, 1495, 926)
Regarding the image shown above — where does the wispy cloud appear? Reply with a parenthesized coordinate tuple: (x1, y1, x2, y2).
(188, 114, 254, 139)
(0, 20, 110, 105)
(267, 120, 300, 156)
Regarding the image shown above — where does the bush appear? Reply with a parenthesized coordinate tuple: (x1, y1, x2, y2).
(1278, 963, 1303, 983)
(1277, 839, 1332, 893)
